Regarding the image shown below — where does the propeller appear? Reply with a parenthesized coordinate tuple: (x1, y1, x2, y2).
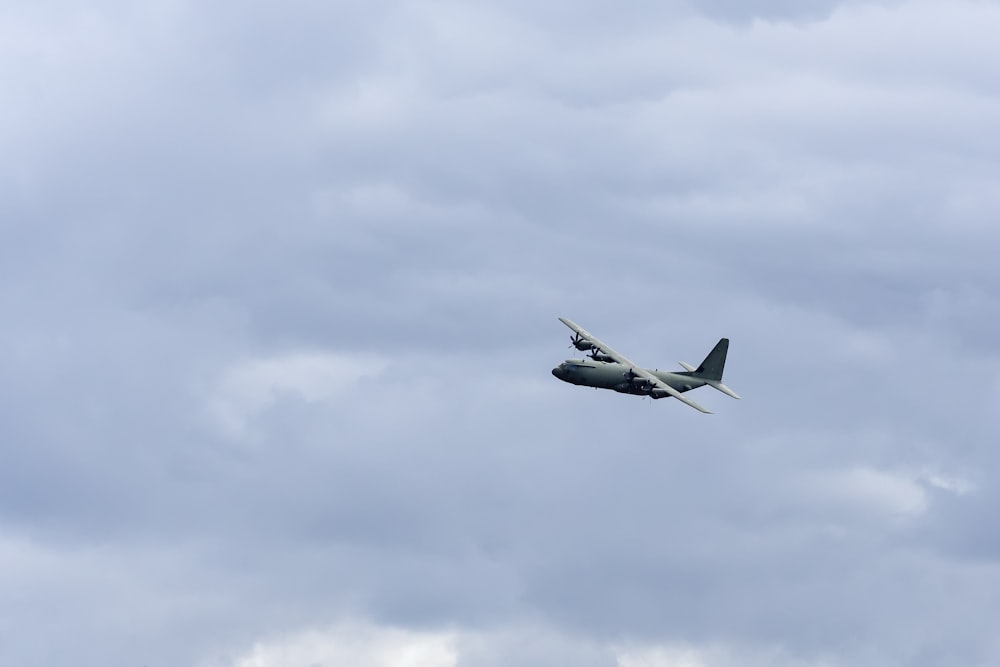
(570, 333, 594, 352)
(589, 348, 614, 362)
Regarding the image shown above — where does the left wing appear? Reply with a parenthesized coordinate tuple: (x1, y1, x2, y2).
(558, 317, 712, 414)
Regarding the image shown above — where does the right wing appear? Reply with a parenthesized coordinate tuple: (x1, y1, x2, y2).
(558, 317, 712, 414)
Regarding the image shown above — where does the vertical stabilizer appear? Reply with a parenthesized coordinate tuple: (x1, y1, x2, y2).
(695, 338, 728, 381)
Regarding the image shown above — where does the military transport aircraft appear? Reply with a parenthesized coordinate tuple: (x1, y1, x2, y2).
(551, 317, 740, 413)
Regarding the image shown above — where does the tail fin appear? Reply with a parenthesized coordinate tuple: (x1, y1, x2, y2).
(695, 338, 728, 381)
(681, 339, 740, 399)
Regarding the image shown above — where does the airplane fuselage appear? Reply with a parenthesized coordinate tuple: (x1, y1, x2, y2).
(551, 359, 707, 397)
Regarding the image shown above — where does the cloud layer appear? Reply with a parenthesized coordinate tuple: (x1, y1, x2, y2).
(3, 1, 1000, 665)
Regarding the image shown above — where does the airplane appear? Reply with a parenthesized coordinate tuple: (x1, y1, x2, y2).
(551, 317, 740, 413)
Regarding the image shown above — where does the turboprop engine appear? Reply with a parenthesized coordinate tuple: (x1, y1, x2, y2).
(619, 370, 655, 390)
(570, 332, 594, 351)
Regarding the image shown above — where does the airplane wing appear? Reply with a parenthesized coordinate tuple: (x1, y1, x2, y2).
(558, 317, 712, 414)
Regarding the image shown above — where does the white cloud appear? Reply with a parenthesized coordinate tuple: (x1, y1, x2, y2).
(616, 643, 839, 667)
(217, 622, 456, 667)
(803, 465, 977, 520)
(618, 645, 712, 667)
(919, 470, 975, 496)
(205, 352, 388, 438)
(215, 623, 844, 667)
(808, 467, 929, 517)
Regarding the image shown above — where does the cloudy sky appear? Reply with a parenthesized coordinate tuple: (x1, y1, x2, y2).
(4, 0, 1000, 665)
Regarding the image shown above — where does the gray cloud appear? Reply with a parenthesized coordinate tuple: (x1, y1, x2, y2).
(3, 1, 1000, 665)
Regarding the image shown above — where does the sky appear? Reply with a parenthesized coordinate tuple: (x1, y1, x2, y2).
(3, 0, 1000, 665)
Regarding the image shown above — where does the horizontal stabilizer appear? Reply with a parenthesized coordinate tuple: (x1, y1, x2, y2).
(706, 381, 741, 400)
(678, 361, 697, 372)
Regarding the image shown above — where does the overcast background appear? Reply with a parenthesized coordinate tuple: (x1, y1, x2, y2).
(3, 0, 1000, 665)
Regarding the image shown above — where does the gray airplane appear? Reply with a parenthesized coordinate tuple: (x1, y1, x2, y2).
(551, 317, 740, 413)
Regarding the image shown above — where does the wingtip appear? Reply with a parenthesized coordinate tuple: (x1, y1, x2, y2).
(681, 397, 712, 414)
(712, 382, 741, 400)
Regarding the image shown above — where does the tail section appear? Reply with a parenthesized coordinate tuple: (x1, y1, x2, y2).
(682, 338, 741, 400)
(695, 338, 728, 381)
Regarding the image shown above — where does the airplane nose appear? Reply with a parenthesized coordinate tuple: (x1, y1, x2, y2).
(551, 367, 562, 379)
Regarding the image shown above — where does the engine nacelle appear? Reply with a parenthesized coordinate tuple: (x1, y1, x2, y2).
(623, 372, 653, 386)
(590, 352, 615, 362)
(573, 340, 595, 351)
